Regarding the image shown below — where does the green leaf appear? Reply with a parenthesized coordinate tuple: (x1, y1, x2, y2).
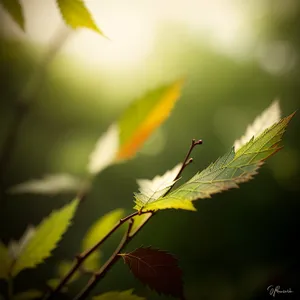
(13, 290, 42, 300)
(88, 79, 184, 174)
(12, 199, 79, 276)
(46, 278, 68, 293)
(0, 241, 13, 279)
(82, 209, 124, 271)
(135, 112, 295, 211)
(57, 260, 80, 283)
(0, 0, 24, 30)
(56, 0, 103, 35)
(129, 212, 153, 237)
(93, 289, 145, 300)
(8, 174, 86, 196)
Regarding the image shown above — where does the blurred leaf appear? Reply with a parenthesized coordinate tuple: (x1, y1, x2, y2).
(47, 278, 68, 293)
(82, 209, 124, 271)
(88, 125, 119, 174)
(121, 247, 184, 298)
(129, 212, 152, 237)
(88, 80, 184, 174)
(8, 174, 85, 195)
(135, 112, 295, 211)
(93, 289, 145, 300)
(57, 260, 80, 283)
(12, 199, 79, 276)
(0, 241, 12, 279)
(117, 79, 184, 160)
(56, 0, 103, 35)
(13, 290, 42, 300)
(234, 100, 281, 150)
(0, 0, 24, 30)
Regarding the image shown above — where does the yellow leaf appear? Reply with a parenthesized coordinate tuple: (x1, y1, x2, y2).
(117, 79, 184, 160)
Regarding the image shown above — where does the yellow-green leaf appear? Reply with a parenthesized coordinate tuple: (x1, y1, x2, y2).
(0, 0, 24, 30)
(88, 80, 184, 174)
(57, 260, 80, 283)
(56, 0, 103, 35)
(129, 212, 153, 237)
(117, 79, 184, 160)
(0, 241, 13, 279)
(93, 289, 145, 300)
(12, 199, 79, 276)
(13, 290, 42, 300)
(135, 112, 295, 212)
(82, 209, 124, 271)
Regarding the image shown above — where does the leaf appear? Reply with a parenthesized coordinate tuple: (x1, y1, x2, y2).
(57, 260, 80, 283)
(117, 79, 184, 160)
(8, 226, 36, 262)
(88, 125, 119, 174)
(134, 163, 191, 211)
(135, 112, 295, 211)
(56, 0, 103, 35)
(93, 289, 145, 300)
(8, 174, 85, 195)
(11, 199, 79, 276)
(121, 247, 184, 298)
(137, 163, 182, 201)
(87, 80, 184, 174)
(82, 209, 124, 271)
(0, 0, 24, 30)
(46, 279, 68, 293)
(0, 241, 13, 279)
(234, 100, 281, 151)
(129, 212, 153, 237)
(13, 290, 42, 300)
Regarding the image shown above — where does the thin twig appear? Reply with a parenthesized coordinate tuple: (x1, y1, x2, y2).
(165, 138, 202, 196)
(45, 211, 142, 300)
(73, 219, 135, 300)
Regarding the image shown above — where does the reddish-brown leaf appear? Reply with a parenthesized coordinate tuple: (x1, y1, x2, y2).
(121, 247, 184, 299)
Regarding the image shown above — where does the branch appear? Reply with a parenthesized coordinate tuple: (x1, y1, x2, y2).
(47, 138, 201, 299)
(74, 219, 135, 300)
(45, 211, 141, 300)
(165, 138, 202, 195)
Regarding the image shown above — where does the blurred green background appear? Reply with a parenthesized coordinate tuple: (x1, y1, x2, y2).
(0, 0, 299, 299)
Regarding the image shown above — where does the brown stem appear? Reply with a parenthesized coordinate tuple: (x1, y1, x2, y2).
(73, 219, 135, 300)
(165, 138, 202, 196)
(45, 211, 142, 300)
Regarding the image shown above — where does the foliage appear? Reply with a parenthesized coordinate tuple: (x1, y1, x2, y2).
(0, 2, 296, 300)
(121, 247, 184, 299)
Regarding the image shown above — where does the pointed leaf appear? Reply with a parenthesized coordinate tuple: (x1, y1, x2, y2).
(234, 100, 281, 150)
(0, 241, 13, 279)
(11, 199, 79, 276)
(8, 174, 85, 195)
(56, 0, 103, 35)
(87, 80, 184, 174)
(121, 247, 184, 298)
(13, 290, 42, 300)
(93, 289, 145, 300)
(117, 79, 184, 160)
(0, 0, 24, 30)
(137, 112, 295, 211)
(82, 209, 124, 271)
